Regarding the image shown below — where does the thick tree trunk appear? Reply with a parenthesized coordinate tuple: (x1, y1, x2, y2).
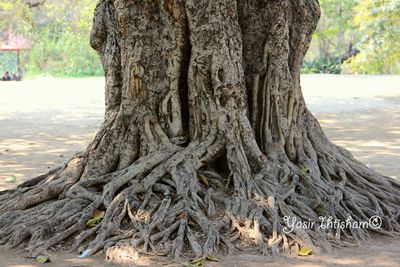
(1, 0, 399, 262)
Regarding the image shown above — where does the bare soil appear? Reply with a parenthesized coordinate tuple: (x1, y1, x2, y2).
(0, 74, 399, 266)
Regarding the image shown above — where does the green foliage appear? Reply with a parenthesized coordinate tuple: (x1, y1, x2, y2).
(1, 0, 103, 77)
(305, 0, 400, 74)
(28, 24, 103, 77)
(0, 1, 33, 32)
(305, 0, 357, 70)
(302, 56, 341, 74)
(317, 0, 357, 44)
(0, 53, 18, 72)
(3, 0, 398, 76)
(343, 0, 400, 74)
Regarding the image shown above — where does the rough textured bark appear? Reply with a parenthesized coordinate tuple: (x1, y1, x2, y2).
(1, 0, 399, 262)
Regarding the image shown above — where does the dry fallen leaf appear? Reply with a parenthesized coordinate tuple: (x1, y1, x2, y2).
(4, 175, 17, 183)
(86, 210, 105, 227)
(183, 257, 205, 267)
(206, 254, 220, 262)
(36, 255, 50, 263)
(93, 209, 105, 218)
(298, 246, 313, 256)
(198, 174, 209, 187)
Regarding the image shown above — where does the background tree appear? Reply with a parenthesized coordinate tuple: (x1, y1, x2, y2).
(303, 0, 358, 74)
(0, 0, 102, 76)
(343, 0, 400, 74)
(303, 0, 400, 74)
(0, 0, 399, 263)
(0, 0, 36, 72)
(27, 0, 103, 76)
(3, 0, 399, 76)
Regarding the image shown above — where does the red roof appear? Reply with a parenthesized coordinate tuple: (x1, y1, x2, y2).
(0, 32, 31, 52)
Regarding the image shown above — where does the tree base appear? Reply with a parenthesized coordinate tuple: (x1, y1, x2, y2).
(1, 0, 400, 263)
(1, 118, 399, 261)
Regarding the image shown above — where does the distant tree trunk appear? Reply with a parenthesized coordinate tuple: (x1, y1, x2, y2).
(337, 4, 343, 65)
(1, 0, 399, 262)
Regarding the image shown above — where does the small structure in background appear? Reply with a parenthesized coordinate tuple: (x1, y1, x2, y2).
(0, 32, 31, 81)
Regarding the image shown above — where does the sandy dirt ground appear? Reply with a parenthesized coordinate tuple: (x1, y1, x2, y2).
(0, 74, 399, 266)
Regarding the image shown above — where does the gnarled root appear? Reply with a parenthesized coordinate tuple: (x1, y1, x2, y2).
(0, 128, 399, 261)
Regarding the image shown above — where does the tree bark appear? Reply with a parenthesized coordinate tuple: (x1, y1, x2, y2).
(1, 0, 399, 262)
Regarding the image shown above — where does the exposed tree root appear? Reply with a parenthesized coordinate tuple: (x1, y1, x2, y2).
(0, 122, 399, 261)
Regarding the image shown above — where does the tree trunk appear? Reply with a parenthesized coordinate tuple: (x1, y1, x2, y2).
(1, 0, 399, 262)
